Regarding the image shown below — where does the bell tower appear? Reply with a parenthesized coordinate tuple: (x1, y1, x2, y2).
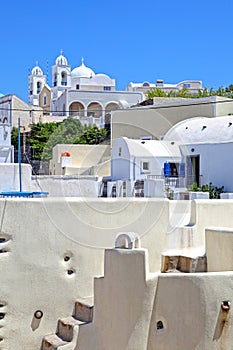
(51, 50, 71, 107)
(28, 62, 46, 106)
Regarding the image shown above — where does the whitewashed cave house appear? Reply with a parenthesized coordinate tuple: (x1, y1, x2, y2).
(109, 137, 182, 197)
(108, 115, 233, 198)
(163, 115, 233, 194)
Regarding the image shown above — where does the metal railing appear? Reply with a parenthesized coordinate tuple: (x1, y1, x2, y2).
(147, 175, 204, 189)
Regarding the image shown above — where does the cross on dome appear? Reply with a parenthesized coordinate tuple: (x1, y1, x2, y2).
(72, 57, 95, 78)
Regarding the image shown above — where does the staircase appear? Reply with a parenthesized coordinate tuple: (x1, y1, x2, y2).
(41, 297, 93, 350)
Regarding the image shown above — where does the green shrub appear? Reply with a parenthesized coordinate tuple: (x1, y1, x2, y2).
(188, 182, 224, 199)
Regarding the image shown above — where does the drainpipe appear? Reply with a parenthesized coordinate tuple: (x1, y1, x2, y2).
(18, 118, 22, 192)
(133, 156, 136, 181)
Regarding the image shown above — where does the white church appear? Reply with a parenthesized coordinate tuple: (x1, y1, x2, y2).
(28, 52, 144, 128)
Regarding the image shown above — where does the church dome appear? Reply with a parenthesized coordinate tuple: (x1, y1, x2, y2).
(32, 65, 43, 76)
(56, 51, 68, 66)
(72, 58, 95, 78)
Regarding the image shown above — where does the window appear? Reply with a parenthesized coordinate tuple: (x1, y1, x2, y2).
(61, 72, 67, 86)
(118, 147, 122, 156)
(104, 86, 111, 91)
(37, 82, 41, 94)
(156, 79, 164, 87)
(142, 162, 149, 171)
(43, 93, 47, 105)
(141, 161, 150, 173)
(76, 84, 79, 90)
(163, 162, 185, 178)
(183, 83, 191, 88)
(53, 73, 57, 87)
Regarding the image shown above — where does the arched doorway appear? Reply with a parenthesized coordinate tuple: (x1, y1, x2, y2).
(87, 102, 102, 118)
(69, 102, 85, 118)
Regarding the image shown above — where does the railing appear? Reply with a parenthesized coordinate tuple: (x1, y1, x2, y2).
(147, 175, 204, 189)
(61, 82, 67, 86)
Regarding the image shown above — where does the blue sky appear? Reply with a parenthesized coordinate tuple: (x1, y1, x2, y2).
(1, 0, 233, 102)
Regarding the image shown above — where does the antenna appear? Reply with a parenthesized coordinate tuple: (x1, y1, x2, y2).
(46, 60, 49, 82)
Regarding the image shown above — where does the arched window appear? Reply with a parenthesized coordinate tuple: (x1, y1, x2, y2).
(61, 72, 67, 86)
(37, 82, 41, 94)
(43, 93, 47, 106)
(53, 73, 57, 87)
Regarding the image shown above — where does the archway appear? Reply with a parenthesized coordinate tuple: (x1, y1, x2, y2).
(87, 102, 102, 118)
(61, 71, 67, 86)
(69, 102, 85, 117)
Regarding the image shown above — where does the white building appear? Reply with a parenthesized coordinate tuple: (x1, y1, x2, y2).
(28, 53, 143, 127)
(0, 120, 13, 163)
(126, 79, 202, 94)
(111, 96, 233, 142)
(109, 115, 233, 197)
(111, 137, 181, 181)
(164, 115, 233, 191)
(0, 94, 14, 163)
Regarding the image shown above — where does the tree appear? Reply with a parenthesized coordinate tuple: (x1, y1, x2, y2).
(29, 122, 60, 160)
(42, 117, 84, 161)
(145, 84, 233, 100)
(25, 117, 107, 162)
(75, 125, 107, 145)
(146, 88, 167, 99)
(11, 127, 18, 149)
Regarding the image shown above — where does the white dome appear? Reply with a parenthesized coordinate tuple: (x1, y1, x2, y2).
(72, 58, 95, 78)
(164, 116, 233, 144)
(32, 65, 43, 76)
(56, 54, 68, 66)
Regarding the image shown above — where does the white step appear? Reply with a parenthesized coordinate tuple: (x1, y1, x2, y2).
(74, 297, 94, 322)
(57, 316, 84, 342)
(42, 333, 68, 350)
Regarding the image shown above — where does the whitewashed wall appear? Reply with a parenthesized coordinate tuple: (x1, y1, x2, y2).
(180, 141, 233, 191)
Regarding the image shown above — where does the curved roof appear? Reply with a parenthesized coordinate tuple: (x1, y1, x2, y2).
(121, 137, 181, 158)
(32, 65, 43, 76)
(72, 58, 95, 78)
(164, 116, 233, 144)
(94, 73, 113, 84)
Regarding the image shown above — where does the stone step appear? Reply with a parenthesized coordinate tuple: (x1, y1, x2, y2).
(57, 316, 84, 342)
(74, 297, 94, 322)
(162, 254, 207, 273)
(42, 333, 68, 350)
